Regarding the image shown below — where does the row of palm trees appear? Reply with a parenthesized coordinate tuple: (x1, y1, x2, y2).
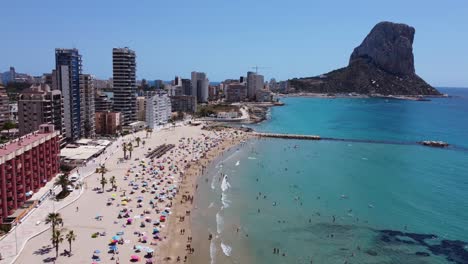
(45, 212, 76, 258)
(96, 164, 117, 192)
(122, 135, 146, 160)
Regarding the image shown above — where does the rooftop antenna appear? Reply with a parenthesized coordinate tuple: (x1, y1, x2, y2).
(251, 66, 271, 74)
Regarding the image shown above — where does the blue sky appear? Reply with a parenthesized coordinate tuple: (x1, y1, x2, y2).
(1, 0, 467, 86)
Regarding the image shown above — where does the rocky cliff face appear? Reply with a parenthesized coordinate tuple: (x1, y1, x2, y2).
(290, 22, 440, 95)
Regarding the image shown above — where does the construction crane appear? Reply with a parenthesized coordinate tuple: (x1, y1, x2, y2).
(251, 66, 271, 74)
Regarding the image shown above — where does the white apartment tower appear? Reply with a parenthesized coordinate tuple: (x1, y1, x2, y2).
(145, 92, 172, 129)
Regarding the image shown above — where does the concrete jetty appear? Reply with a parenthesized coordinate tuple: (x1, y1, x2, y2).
(252, 132, 458, 151)
(253, 132, 321, 140)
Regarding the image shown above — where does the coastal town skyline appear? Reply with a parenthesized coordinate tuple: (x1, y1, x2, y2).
(1, 0, 468, 86)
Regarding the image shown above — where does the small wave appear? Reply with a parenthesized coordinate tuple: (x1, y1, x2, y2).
(221, 176, 231, 192)
(361, 157, 368, 160)
(235, 161, 240, 166)
(216, 212, 224, 234)
(221, 193, 231, 208)
(210, 239, 217, 264)
(208, 202, 214, 208)
(221, 242, 232, 256)
(211, 175, 216, 190)
(248, 157, 256, 160)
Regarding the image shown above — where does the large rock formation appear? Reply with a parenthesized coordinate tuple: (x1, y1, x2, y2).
(290, 22, 441, 95)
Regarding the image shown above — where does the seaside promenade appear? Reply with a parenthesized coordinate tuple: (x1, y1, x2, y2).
(0, 137, 124, 264)
(8, 123, 246, 264)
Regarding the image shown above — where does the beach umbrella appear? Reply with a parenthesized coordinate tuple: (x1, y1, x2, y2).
(146, 248, 154, 253)
(94, 249, 101, 254)
(131, 255, 140, 261)
(112, 235, 121, 240)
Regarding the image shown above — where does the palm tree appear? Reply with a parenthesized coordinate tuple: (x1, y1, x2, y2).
(127, 143, 133, 159)
(109, 176, 116, 191)
(51, 229, 64, 258)
(45, 212, 63, 234)
(54, 174, 70, 194)
(96, 164, 108, 181)
(145, 127, 153, 138)
(100, 177, 107, 192)
(122, 142, 127, 159)
(145, 127, 150, 138)
(65, 230, 76, 254)
(135, 137, 141, 147)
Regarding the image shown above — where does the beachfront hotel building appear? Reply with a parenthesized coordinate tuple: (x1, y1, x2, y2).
(247, 71, 264, 100)
(146, 92, 172, 129)
(191, 71, 209, 103)
(112, 47, 137, 125)
(80, 74, 96, 138)
(18, 84, 64, 136)
(0, 124, 60, 224)
(55, 48, 83, 142)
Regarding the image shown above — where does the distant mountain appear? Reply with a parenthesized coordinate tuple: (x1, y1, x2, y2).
(290, 22, 441, 95)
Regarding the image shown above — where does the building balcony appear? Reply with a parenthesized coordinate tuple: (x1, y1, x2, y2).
(7, 201, 13, 207)
(6, 174, 12, 180)
(17, 192, 24, 199)
(6, 182, 12, 188)
(17, 184, 23, 190)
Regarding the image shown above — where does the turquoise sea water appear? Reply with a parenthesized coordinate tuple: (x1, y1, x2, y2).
(191, 88, 468, 264)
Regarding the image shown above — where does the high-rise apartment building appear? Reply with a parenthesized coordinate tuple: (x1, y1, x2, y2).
(0, 85, 10, 128)
(146, 91, 171, 129)
(18, 84, 63, 136)
(55, 48, 83, 141)
(112, 47, 137, 125)
(191, 72, 209, 103)
(80, 74, 95, 138)
(94, 91, 113, 112)
(136, 96, 146, 121)
(181, 79, 192, 96)
(247, 71, 264, 100)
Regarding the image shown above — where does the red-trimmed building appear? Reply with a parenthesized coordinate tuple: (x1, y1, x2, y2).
(0, 124, 60, 223)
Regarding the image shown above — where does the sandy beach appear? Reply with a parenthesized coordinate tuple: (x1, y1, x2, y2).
(14, 123, 249, 264)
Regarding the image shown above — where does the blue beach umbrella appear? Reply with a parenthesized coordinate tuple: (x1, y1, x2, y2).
(112, 235, 120, 240)
(94, 249, 101, 254)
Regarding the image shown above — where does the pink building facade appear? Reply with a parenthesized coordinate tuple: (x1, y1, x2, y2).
(0, 124, 60, 223)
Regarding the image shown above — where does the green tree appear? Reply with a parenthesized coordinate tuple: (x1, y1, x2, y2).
(100, 177, 107, 192)
(127, 143, 133, 159)
(96, 164, 108, 181)
(135, 137, 141, 147)
(45, 212, 63, 235)
(2, 121, 16, 135)
(54, 174, 70, 194)
(51, 229, 64, 258)
(109, 175, 117, 191)
(122, 142, 127, 159)
(65, 230, 76, 253)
